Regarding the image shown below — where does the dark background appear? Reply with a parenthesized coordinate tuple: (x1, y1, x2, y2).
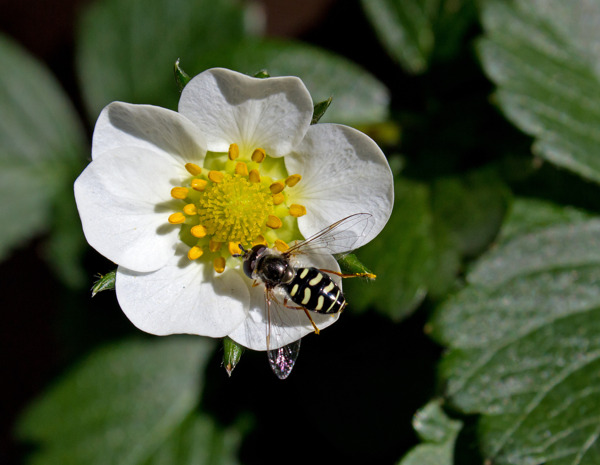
(0, 1, 456, 463)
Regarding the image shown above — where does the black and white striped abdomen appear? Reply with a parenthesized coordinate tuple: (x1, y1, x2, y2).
(283, 267, 346, 314)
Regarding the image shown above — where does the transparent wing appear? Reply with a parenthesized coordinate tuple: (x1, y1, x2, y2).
(264, 288, 302, 379)
(286, 213, 373, 257)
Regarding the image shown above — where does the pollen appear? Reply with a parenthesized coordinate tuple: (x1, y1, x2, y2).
(289, 204, 307, 217)
(235, 162, 249, 176)
(171, 187, 188, 199)
(286, 174, 302, 187)
(191, 224, 208, 238)
(228, 143, 239, 160)
(270, 181, 285, 194)
(251, 148, 266, 163)
(228, 242, 242, 255)
(213, 257, 226, 273)
(168, 212, 186, 224)
(208, 170, 224, 183)
(274, 239, 289, 252)
(188, 246, 204, 260)
(272, 192, 284, 205)
(183, 203, 197, 215)
(185, 163, 203, 176)
(209, 239, 222, 252)
(191, 179, 207, 191)
(266, 215, 283, 229)
(249, 169, 261, 183)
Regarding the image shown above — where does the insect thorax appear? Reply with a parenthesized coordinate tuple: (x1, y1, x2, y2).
(256, 254, 295, 286)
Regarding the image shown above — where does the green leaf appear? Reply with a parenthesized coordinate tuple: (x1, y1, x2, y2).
(344, 178, 437, 320)
(16, 337, 238, 465)
(478, 0, 600, 184)
(225, 39, 390, 125)
(398, 400, 462, 465)
(361, 0, 477, 73)
(0, 34, 86, 265)
(173, 58, 191, 92)
(76, 0, 252, 118)
(430, 209, 600, 464)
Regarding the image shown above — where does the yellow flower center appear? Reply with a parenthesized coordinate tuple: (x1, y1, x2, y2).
(167, 144, 307, 273)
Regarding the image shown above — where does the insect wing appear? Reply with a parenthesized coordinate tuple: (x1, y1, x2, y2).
(268, 340, 301, 380)
(286, 213, 373, 257)
(264, 288, 303, 379)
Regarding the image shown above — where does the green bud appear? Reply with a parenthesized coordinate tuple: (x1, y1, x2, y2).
(254, 69, 270, 79)
(91, 270, 117, 297)
(223, 336, 245, 377)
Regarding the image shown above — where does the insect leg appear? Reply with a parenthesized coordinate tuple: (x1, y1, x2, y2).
(319, 269, 376, 280)
(283, 297, 321, 335)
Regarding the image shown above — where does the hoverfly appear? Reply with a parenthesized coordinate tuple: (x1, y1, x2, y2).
(237, 213, 375, 379)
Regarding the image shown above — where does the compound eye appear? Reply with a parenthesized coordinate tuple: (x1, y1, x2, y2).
(243, 244, 267, 278)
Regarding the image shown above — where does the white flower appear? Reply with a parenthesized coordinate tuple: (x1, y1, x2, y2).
(74, 68, 394, 350)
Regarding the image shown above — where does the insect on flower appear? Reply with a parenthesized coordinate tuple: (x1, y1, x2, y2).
(236, 213, 375, 379)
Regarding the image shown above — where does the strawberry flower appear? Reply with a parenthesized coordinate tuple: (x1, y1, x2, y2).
(74, 68, 394, 350)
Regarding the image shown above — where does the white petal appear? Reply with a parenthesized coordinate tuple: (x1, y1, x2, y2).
(286, 123, 394, 250)
(92, 102, 206, 164)
(116, 250, 249, 337)
(228, 253, 342, 351)
(179, 68, 313, 157)
(74, 146, 187, 272)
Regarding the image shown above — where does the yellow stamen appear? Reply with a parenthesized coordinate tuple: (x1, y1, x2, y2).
(235, 162, 249, 176)
(183, 203, 197, 215)
(289, 204, 307, 217)
(251, 148, 266, 163)
(228, 143, 239, 160)
(209, 239, 222, 252)
(191, 225, 208, 238)
(266, 215, 283, 229)
(270, 181, 285, 194)
(274, 239, 289, 252)
(253, 235, 267, 246)
(249, 169, 261, 183)
(272, 192, 285, 205)
(185, 163, 203, 176)
(188, 246, 204, 260)
(191, 179, 207, 191)
(286, 174, 302, 187)
(228, 242, 242, 255)
(208, 170, 224, 183)
(171, 187, 188, 200)
(213, 257, 226, 273)
(168, 212, 186, 224)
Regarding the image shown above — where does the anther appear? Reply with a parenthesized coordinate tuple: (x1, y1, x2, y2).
(187, 246, 204, 260)
(185, 163, 203, 176)
(191, 225, 208, 238)
(171, 187, 189, 200)
(289, 204, 307, 217)
(191, 179, 207, 191)
(274, 239, 289, 252)
(251, 148, 266, 163)
(235, 162, 249, 176)
(228, 242, 242, 255)
(214, 257, 226, 273)
(272, 192, 285, 205)
(168, 212, 186, 224)
(249, 169, 261, 183)
(183, 203, 197, 215)
(228, 143, 239, 160)
(209, 240, 222, 252)
(253, 235, 267, 246)
(266, 215, 283, 229)
(208, 171, 224, 183)
(269, 181, 285, 194)
(285, 174, 302, 187)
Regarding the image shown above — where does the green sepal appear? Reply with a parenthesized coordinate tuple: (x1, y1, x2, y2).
(311, 96, 333, 125)
(91, 270, 117, 297)
(254, 69, 270, 79)
(222, 336, 245, 377)
(336, 253, 375, 278)
(173, 58, 191, 92)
